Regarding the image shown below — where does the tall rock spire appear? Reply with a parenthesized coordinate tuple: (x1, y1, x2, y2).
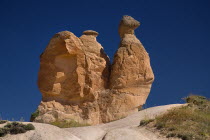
(108, 15, 155, 119)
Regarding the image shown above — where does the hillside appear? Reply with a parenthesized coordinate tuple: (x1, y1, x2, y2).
(0, 104, 183, 140)
(140, 95, 210, 140)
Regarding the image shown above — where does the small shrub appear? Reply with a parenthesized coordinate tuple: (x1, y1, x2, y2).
(139, 119, 154, 126)
(185, 95, 207, 105)
(30, 110, 39, 122)
(0, 120, 7, 124)
(0, 122, 35, 137)
(10, 127, 26, 134)
(155, 122, 165, 130)
(23, 124, 35, 130)
(0, 128, 8, 137)
(4, 123, 12, 128)
(167, 132, 194, 140)
(11, 121, 20, 126)
(50, 120, 90, 128)
(184, 95, 210, 112)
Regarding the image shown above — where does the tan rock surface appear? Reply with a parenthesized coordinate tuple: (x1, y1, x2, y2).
(36, 30, 110, 125)
(107, 15, 154, 120)
(35, 15, 154, 125)
(37, 31, 87, 103)
(80, 30, 110, 92)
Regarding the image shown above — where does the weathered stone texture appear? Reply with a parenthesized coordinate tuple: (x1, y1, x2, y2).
(34, 15, 154, 125)
(109, 16, 154, 115)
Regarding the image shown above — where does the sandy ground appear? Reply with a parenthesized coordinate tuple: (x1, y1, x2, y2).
(0, 104, 183, 140)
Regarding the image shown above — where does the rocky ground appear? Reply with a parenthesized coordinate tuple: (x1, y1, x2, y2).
(0, 104, 183, 140)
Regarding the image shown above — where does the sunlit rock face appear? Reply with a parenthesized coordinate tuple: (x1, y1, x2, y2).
(107, 16, 155, 121)
(38, 31, 86, 103)
(36, 31, 110, 125)
(34, 16, 154, 125)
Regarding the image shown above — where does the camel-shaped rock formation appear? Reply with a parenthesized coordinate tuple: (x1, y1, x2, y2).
(33, 15, 154, 125)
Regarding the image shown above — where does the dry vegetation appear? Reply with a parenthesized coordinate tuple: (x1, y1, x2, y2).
(50, 119, 90, 128)
(0, 122, 35, 137)
(0, 120, 8, 124)
(30, 109, 39, 122)
(140, 95, 210, 140)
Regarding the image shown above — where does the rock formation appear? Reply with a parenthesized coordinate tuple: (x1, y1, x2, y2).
(33, 15, 154, 125)
(107, 16, 155, 121)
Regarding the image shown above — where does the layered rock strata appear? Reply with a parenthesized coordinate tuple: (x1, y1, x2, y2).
(34, 16, 154, 125)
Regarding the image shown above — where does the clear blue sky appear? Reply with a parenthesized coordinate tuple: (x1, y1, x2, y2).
(0, 0, 209, 121)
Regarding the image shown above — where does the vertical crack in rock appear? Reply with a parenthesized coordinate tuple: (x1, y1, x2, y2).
(34, 16, 154, 125)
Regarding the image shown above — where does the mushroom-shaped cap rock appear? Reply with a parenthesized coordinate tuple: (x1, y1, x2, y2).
(120, 15, 140, 29)
(52, 31, 73, 39)
(118, 15, 140, 38)
(83, 30, 99, 37)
